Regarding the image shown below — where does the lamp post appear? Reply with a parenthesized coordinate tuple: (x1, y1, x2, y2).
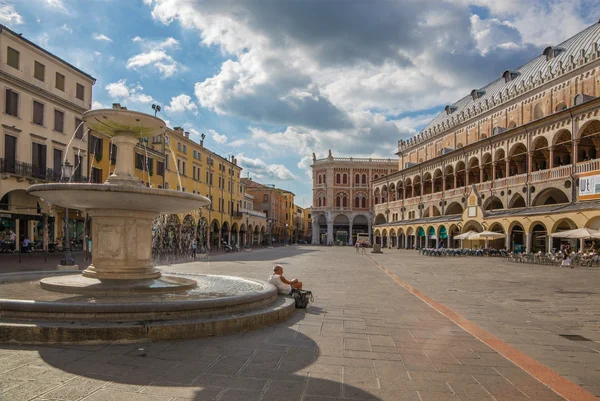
(246, 214, 249, 248)
(285, 223, 288, 245)
(60, 161, 75, 266)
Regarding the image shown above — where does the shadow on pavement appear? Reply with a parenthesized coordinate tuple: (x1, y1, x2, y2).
(2, 314, 381, 400)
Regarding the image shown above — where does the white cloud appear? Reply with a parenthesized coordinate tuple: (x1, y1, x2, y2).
(38, 33, 49, 48)
(127, 36, 181, 78)
(236, 153, 297, 181)
(92, 101, 106, 110)
(164, 94, 198, 113)
(297, 155, 313, 179)
(93, 33, 112, 42)
(209, 129, 227, 144)
(105, 79, 154, 104)
(0, 2, 24, 25)
(44, 0, 68, 13)
(61, 23, 72, 33)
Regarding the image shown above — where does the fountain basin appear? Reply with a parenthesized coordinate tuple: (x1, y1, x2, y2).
(28, 183, 210, 214)
(0, 271, 296, 343)
(82, 109, 166, 139)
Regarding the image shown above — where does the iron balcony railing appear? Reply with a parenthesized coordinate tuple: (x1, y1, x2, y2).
(0, 158, 89, 183)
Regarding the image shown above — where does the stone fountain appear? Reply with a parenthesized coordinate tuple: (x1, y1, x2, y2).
(0, 109, 295, 344)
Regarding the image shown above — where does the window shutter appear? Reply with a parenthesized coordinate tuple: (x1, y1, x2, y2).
(41, 145, 47, 170)
(34, 61, 45, 81)
(56, 73, 65, 91)
(33, 101, 44, 125)
(54, 110, 64, 132)
(7, 47, 19, 69)
(76, 83, 84, 100)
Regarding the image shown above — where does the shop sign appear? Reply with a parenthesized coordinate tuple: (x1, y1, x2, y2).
(579, 171, 600, 200)
(0, 213, 11, 218)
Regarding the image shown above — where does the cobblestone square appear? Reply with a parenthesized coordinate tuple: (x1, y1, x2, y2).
(0, 246, 598, 400)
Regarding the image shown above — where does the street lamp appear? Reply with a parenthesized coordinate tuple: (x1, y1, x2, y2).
(60, 161, 75, 266)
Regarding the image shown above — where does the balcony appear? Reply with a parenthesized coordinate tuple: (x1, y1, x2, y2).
(576, 159, 600, 175)
(231, 211, 243, 218)
(241, 208, 267, 218)
(530, 165, 571, 183)
(0, 158, 89, 183)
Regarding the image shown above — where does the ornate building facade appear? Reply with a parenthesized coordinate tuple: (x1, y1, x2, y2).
(372, 21, 600, 253)
(311, 150, 397, 245)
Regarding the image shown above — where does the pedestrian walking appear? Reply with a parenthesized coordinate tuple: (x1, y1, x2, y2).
(191, 238, 197, 259)
(355, 241, 360, 253)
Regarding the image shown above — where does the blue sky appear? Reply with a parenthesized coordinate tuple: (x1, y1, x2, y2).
(1, 0, 598, 207)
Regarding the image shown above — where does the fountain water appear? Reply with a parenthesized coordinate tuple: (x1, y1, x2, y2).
(0, 109, 295, 343)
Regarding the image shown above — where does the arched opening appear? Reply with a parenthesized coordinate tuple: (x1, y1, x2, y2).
(433, 169, 443, 193)
(488, 223, 505, 249)
(423, 173, 432, 195)
(431, 206, 441, 216)
(577, 120, 600, 163)
(374, 214, 387, 225)
(455, 161, 466, 188)
(449, 224, 460, 247)
(555, 102, 567, 112)
(445, 202, 463, 216)
(374, 188, 381, 205)
(507, 121, 517, 129)
(352, 215, 369, 245)
(181, 214, 196, 251)
(444, 165, 454, 190)
(405, 178, 413, 198)
(483, 196, 504, 211)
(221, 221, 230, 245)
(416, 226, 426, 249)
(355, 173, 360, 184)
(438, 225, 448, 248)
(509, 193, 526, 209)
(509, 222, 525, 252)
(396, 181, 403, 200)
(333, 214, 350, 245)
(531, 137, 549, 172)
(389, 183, 396, 201)
(362, 174, 367, 184)
(468, 157, 480, 184)
(231, 222, 239, 246)
(508, 143, 527, 176)
(342, 174, 347, 184)
(413, 176, 421, 197)
(406, 227, 414, 249)
(389, 228, 397, 248)
(552, 218, 577, 252)
(381, 229, 388, 247)
(381, 185, 388, 203)
(553, 130, 572, 167)
(336, 173, 341, 184)
(427, 226, 436, 248)
(197, 217, 208, 250)
(532, 188, 568, 206)
(318, 175, 322, 184)
(533, 103, 544, 120)
(530, 223, 548, 253)
(481, 153, 492, 182)
(317, 215, 327, 244)
(495, 149, 506, 179)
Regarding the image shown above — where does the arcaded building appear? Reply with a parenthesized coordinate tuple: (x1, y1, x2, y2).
(373, 21, 600, 253)
(311, 150, 397, 245)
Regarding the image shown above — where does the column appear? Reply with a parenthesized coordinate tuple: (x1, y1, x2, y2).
(327, 220, 333, 245)
(527, 152, 533, 175)
(579, 238, 585, 252)
(15, 218, 20, 251)
(313, 221, 319, 244)
(573, 140, 579, 164)
(505, 233, 510, 251)
(549, 146, 554, 169)
(453, 173, 457, 189)
(492, 162, 497, 181)
(525, 232, 531, 254)
(505, 159, 510, 177)
(368, 220, 372, 245)
(431, 180, 434, 194)
(479, 166, 484, 184)
(546, 236, 552, 254)
(465, 168, 470, 187)
(218, 229, 222, 249)
(435, 236, 439, 249)
(349, 223, 353, 246)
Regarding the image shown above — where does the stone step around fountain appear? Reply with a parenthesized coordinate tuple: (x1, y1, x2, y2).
(0, 297, 295, 344)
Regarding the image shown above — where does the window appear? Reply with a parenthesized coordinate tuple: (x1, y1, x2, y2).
(361, 198, 366, 208)
(157, 161, 164, 176)
(355, 174, 360, 184)
(5, 89, 19, 116)
(73, 155, 82, 179)
(336, 173, 340, 184)
(147, 157, 153, 175)
(55, 72, 65, 91)
(74, 118, 83, 139)
(32, 101, 44, 125)
(110, 143, 117, 164)
(181, 161, 186, 176)
(135, 153, 144, 170)
(91, 167, 102, 183)
(54, 109, 64, 132)
(32, 143, 47, 179)
(263, 194, 268, 202)
(209, 172, 213, 185)
(90, 135, 103, 159)
(362, 174, 366, 184)
(355, 197, 360, 207)
(53, 148, 62, 177)
(76, 83, 85, 101)
(4, 135, 16, 173)
(183, 145, 187, 153)
(193, 150, 196, 159)
(343, 174, 347, 184)
(34, 61, 45, 81)
(7, 47, 19, 69)
(177, 142, 181, 151)
(193, 165, 196, 180)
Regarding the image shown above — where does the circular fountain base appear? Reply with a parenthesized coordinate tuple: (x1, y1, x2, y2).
(0, 271, 295, 344)
(40, 274, 197, 296)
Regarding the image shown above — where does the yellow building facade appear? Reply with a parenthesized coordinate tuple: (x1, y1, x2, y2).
(372, 22, 600, 254)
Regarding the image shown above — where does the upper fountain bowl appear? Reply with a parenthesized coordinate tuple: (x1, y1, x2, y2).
(83, 109, 165, 139)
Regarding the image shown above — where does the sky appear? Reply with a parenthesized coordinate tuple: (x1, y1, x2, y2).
(1, 0, 598, 207)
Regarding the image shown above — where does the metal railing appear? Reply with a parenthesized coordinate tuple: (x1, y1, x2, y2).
(0, 158, 89, 183)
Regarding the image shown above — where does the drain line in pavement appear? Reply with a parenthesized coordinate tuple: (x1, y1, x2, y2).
(366, 254, 597, 401)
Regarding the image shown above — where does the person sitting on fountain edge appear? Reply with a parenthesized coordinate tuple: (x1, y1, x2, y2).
(268, 264, 302, 295)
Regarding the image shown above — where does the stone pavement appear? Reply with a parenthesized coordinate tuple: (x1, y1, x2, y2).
(0, 246, 589, 400)
(369, 250, 600, 398)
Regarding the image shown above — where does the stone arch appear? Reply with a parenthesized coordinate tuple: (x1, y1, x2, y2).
(553, 218, 577, 233)
(374, 187, 381, 204)
(445, 202, 463, 216)
(481, 153, 492, 182)
(456, 161, 466, 188)
(494, 148, 506, 179)
(483, 196, 504, 211)
(395, 180, 403, 200)
(444, 165, 454, 190)
(533, 103, 544, 120)
(531, 187, 568, 206)
(431, 205, 441, 216)
(316, 214, 327, 225)
(585, 216, 600, 230)
(555, 102, 567, 112)
(508, 142, 527, 176)
(389, 183, 396, 201)
(576, 119, 600, 162)
(529, 221, 548, 253)
(374, 213, 387, 225)
(553, 129, 572, 166)
(413, 175, 422, 197)
(507, 121, 517, 129)
(336, 173, 341, 184)
(334, 214, 349, 225)
(374, 229, 381, 237)
(463, 220, 483, 233)
(508, 193, 526, 208)
(433, 169, 443, 193)
(468, 156, 480, 184)
(342, 173, 348, 184)
(531, 136, 549, 172)
(405, 178, 413, 198)
(423, 172, 432, 195)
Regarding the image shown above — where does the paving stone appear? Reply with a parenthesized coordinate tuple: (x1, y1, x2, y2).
(306, 373, 342, 397)
(262, 380, 305, 401)
(193, 374, 267, 390)
(81, 389, 172, 400)
(418, 390, 458, 401)
(0, 380, 63, 401)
